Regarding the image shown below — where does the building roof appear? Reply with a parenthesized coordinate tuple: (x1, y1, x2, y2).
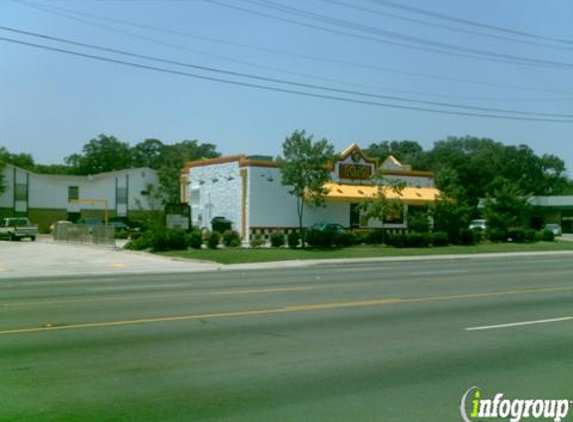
(322, 182, 441, 205)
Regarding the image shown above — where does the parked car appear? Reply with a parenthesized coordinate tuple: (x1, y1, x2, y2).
(468, 219, 487, 230)
(108, 221, 130, 231)
(0, 217, 38, 241)
(309, 223, 346, 233)
(544, 223, 562, 236)
(50, 220, 72, 233)
(76, 217, 104, 226)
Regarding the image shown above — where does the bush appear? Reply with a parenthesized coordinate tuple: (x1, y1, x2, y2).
(270, 232, 285, 248)
(365, 230, 384, 245)
(207, 231, 221, 249)
(507, 228, 526, 243)
(333, 231, 354, 247)
(186, 230, 203, 249)
(524, 229, 537, 243)
(306, 229, 334, 248)
(124, 231, 153, 250)
(431, 231, 449, 247)
(405, 232, 430, 248)
(487, 228, 507, 243)
(287, 231, 301, 249)
(458, 229, 476, 245)
(387, 233, 406, 248)
(150, 230, 188, 252)
(222, 230, 241, 247)
(540, 229, 555, 242)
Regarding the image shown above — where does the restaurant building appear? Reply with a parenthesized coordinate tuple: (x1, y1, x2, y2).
(181, 144, 441, 240)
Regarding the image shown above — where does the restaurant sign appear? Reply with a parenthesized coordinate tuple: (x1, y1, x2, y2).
(339, 163, 372, 180)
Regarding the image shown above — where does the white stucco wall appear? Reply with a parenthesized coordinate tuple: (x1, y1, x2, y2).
(0, 165, 158, 213)
(248, 166, 350, 228)
(188, 162, 242, 230)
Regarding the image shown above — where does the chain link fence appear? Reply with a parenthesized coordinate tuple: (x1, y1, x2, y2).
(52, 224, 116, 246)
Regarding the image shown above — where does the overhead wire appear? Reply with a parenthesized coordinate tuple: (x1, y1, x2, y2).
(16, 0, 573, 97)
(2, 35, 573, 123)
(227, 0, 573, 70)
(2, 26, 572, 119)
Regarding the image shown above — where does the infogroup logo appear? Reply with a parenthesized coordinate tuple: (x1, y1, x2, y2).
(460, 386, 571, 422)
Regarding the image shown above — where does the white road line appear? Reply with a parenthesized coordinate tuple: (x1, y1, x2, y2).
(87, 283, 187, 291)
(466, 316, 573, 331)
(410, 270, 469, 276)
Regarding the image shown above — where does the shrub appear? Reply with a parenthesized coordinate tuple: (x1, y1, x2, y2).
(250, 238, 266, 248)
(333, 231, 354, 247)
(487, 228, 507, 243)
(387, 233, 406, 248)
(270, 232, 285, 248)
(405, 232, 430, 248)
(507, 228, 526, 243)
(524, 229, 536, 243)
(540, 229, 555, 242)
(350, 230, 369, 245)
(287, 231, 301, 249)
(124, 231, 153, 250)
(365, 230, 384, 245)
(150, 230, 188, 252)
(306, 229, 334, 248)
(207, 231, 221, 249)
(222, 230, 241, 247)
(458, 229, 476, 245)
(431, 231, 449, 247)
(186, 230, 203, 249)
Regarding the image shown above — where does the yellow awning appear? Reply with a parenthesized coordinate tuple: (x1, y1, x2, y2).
(323, 182, 441, 205)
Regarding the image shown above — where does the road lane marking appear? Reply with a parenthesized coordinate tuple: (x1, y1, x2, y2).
(2, 285, 573, 335)
(410, 270, 469, 276)
(1, 286, 314, 307)
(465, 316, 573, 331)
(87, 284, 187, 291)
(210, 287, 310, 295)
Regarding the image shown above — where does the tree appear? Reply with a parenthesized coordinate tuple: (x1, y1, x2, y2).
(276, 130, 335, 246)
(65, 134, 132, 175)
(131, 138, 165, 169)
(0, 151, 6, 195)
(484, 177, 531, 234)
(365, 140, 425, 168)
(431, 167, 472, 243)
(357, 171, 405, 234)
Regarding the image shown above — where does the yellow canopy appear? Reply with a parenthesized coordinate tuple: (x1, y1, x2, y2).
(323, 182, 441, 205)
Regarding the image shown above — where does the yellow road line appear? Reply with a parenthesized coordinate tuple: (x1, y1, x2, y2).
(0, 286, 312, 308)
(2, 285, 573, 336)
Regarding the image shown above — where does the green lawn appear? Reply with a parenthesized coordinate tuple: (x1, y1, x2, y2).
(158, 240, 573, 264)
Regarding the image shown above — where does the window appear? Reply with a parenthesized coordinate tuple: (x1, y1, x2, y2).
(117, 187, 128, 204)
(14, 183, 27, 201)
(68, 186, 79, 202)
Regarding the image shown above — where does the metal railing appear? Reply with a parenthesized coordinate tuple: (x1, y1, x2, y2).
(52, 224, 116, 246)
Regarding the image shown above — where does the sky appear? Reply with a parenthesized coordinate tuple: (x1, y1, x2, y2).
(1, 0, 572, 173)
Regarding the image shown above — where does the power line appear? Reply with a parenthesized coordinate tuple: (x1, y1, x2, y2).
(366, 0, 573, 46)
(2, 35, 572, 123)
(3, 26, 572, 119)
(320, 0, 573, 52)
(17, 0, 572, 97)
(229, 0, 573, 70)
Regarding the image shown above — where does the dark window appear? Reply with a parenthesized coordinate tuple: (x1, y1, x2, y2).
(68, 186, 79, 202)
(117, 187, 128, 204)
(14, 183, 27, 201)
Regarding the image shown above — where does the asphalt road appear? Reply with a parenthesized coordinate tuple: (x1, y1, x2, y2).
(1, 256, 573, 421)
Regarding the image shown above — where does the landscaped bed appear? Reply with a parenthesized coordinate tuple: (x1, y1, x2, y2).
(157, 241, 573, 264)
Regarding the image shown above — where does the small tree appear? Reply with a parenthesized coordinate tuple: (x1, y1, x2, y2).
(484, 177, 531, 233)
(358, 170, 405, 235)
(277, 130, 335, 246)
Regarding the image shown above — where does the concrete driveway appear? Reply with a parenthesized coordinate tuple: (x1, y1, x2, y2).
(0, 236, 218, 278)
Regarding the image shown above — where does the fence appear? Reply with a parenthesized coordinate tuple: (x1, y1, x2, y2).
(52, 224, 116, 246)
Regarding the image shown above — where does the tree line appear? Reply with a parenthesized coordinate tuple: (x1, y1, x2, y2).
(1, 134, 571, 207)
